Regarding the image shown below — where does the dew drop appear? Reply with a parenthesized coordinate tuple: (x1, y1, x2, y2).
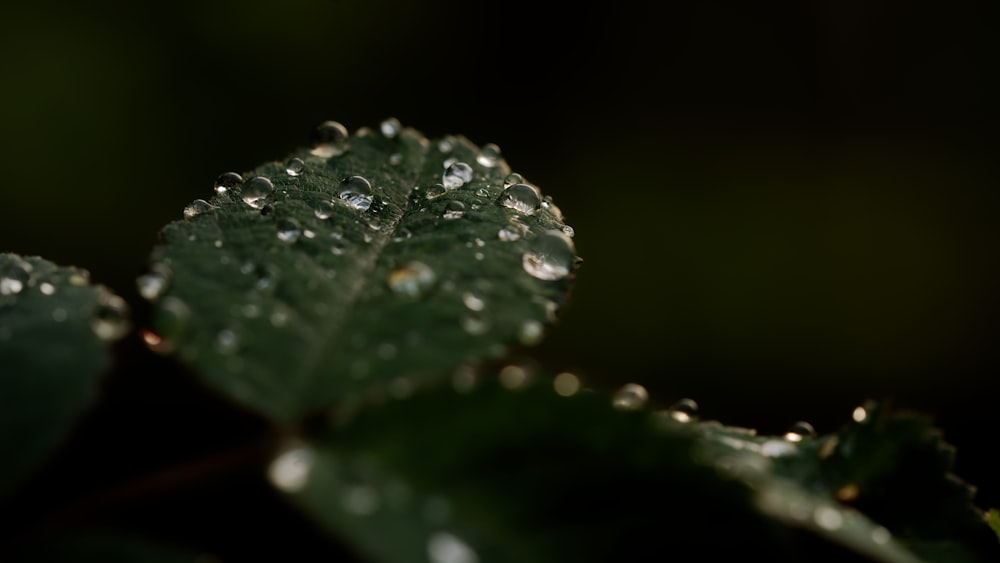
(339, 176, 373, 211)
(612, 383, 649, 410)
(442, 201, 466, 220)
(0, 258, 32, 296)
(475, 187, 490, 198)
(380, 117, 401, 138)
(91, 291, 131, 341)
(852, 405, 868, 423)
(522, 230, 576, 281)
(784, 421, 816, 442)
(392, 228, 413, 242)
(502, 173, 523, 189)
(268, 444, 315, 493)
(871, 526, 891, 545)
(427, 532, 479, 563)
(518, 319, 544, 345)
(242, 177, 274, 209)
(460, 315, 489, 335)
(553, 372, 580, 397)
(498, 183, 541, 215)
(270, 307, 290, 328)
(214, 171, 243, 195)
(215, 328, 239, 354)
(813, 505, 844, 531)
(442, 162, 473, 189)
(389, 153, 403, 166)
(276, 218, 302, 244)
(314, 200, 336, 220)
(387, 261, 436, 298)
(310, 120, 349, 157)
(666, 398, 699, 423)
(136, 272, 169, 301)
(476, 143, 502, 167)
(461, 292, 484, 311)
(285, 157, 305, 176)
(183, 199, 217, 219)
(425, 184, 447, 199)
(39, 282, 56, 295)
(561, 225, 575, 238)
(498, 222, 527, 242)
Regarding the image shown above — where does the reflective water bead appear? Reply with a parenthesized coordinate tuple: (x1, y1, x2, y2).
(437, 138, 454, 153)
(214, 171, 243, 195)
(425, 184, 447, 199)
(461, 292, 484, 311)
(39, 282, 56, 295)
(561, 225, 575, 237)
(380, 117, 401, 138)
(183, 199, 217, 218)
(339, 176, 373, 211)
(498, 183, 541, 215)
(612, 383, 649, 410)
(522, 230, 576, 281)
(285, 157, 305, 176)
(667, 398, 699, 423)
(216, 328, 239, 354)
(784, 421, 816, 442)
(242, 177, 274, 209)
(553, 372, 581, 397)
(387, 261, 436, 298)
(389, 153, 403, 166)
(276, 218, 302, 244)
(136, 272, 169, 301)
(497, 224, 524, 242)
(314, 200, 336, 220)
(475, 187, 490, 198)
(518, 319, 544, 345)
(503, 172, 523, 189)
(427, 532, 479, 563)
(0, 258, 32, 296)
(442, 161, 473, 189)
(442, 201, 466, 220)
(91, 290, 131, 341)
(310, 120, 349, 157)
(268, 444, 315, 493)
(476, 143, 502, 167)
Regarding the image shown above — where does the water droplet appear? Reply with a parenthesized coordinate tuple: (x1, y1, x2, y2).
(276, 218, 302, 244)
(380, 117, 401, 138)
(461, 292, 484, 311)
(460, 315, 489, 335)
(518, 319, 544, 345)
(310, 120, 349, 157)
(784, 421, 816, 442)
(437, 138, 454, 153)
(475, 187, 490, 198)
(136, 272, 169, 301)
(39, 282, 56, 295)
(522, 230, 576, 281)
(67, 267, 90, 286)
(91, 290, 131, 341)
(342, 485, 380, 516)
(498, 221, 528, 242)
(476, 143, 502, 167)
(498, 183, 541, 215)
(184, 199, 217, 219)
(541, 196, 565, 221)
(852, 405, 868, 423)
(666, 398, 699, 423)
(214, 172, 243, 195)
(387, 261, 436, 298)
(612, 383, 649, 410)
(214, 328, 239, 354)
(499, 365, 528, 389)
(389, 153, 403, 166)
(813, 505, 844, 531)
(425, 184, 447, 199)
(285, 157, 305, 176)
(561, 225, 575, 238)
(392, 228, 413, 242)
(442, 162, 473, 189)
(242, 177, 274, 209)
(442, 201, 466, 220)
(427, 532, 479, 563)
(268, 444, 315, 493)
(502, 173, 523, 189)
(313, 200, 336, 220)
(339, 176, 373, 211)
(0, 258, 32, 296)
(553, 372, 580, 397)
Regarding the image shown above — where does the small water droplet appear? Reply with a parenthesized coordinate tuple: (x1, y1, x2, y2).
(339, 176, 373, 211)
(461, 292, 484, 311)
(442, 201, 466, 220)
(518, 319, 544, 345)
(813, 505, 844, 531)
(437, 138, 454, 153)
(476, 143, 502, 167)
(852, 405, 868, 423)
(452, 365, 478, 393)
(268, 444, 315, 493)
(561, 225, 575, 238)
(461, 315, 489, 335)
(498, 183, 541, 215)
(285, 157, 305, 176)
(392, 228, 413, 242)
(442, 162, 473, 189)
(0, 258, 32, 296)
(136, 272, 169, 301)
(242, 177, 274, 209)
(91, 290, 131, 341)
(314, 200, 336, 220)
(666, 398, 699, 423)
(389, 153, 403, 166)
(216, 328, 239, 354)
(388, 261, 436, 298)
(427, 532, 479, 563)
(425, 184, 447, 199)
(380, 117, 401, 138)
(498, 221, 528, 242)
(871, 526, 891, 545)
(522, 230, 576, 281)
(270, 307, 290, 327)
(553, 372, 580, 397)
(612, 383, 649, 410)
(784, 421, 816, 442)
(303, 229, 316, 239)
(503, 172, 523, 189)
(184, 199, 217, 218)
(214, 172, 243, 195)
(39, 282, 56, 295)
(276, 218, 302, 244)
(475, 187, 490, 198)
(310, 120, 349, 157)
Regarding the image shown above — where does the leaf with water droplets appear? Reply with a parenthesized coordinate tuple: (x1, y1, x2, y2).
(144, 121, 579, 423)
(0, 253, 129, 498)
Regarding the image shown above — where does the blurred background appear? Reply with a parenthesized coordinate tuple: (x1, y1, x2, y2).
(2, 1, 997, 510)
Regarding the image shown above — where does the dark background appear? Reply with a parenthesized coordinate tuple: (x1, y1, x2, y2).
(2, 0, 998, 514)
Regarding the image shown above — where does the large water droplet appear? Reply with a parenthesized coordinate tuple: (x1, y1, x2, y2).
(0, 258, 32, 296)
(612, 383, 648, 410)
(380, 117, 401, 138)
(285, 157, 305, 176)
(427, 532, 478, 563)
(214, 172, 243, 195)
(268, 444, 315, 493)
(498, 183, 541, 215)
(276, 218, 302, 244)
(476, 143, 502, 168)
(340, 176, 373, 211)
(310, 120, 349, 157)
(91, 290, 131, 341)
(442, 162, 473, 189)
(442, 201, 466, 220)
(183, 199, 217, 218)
(242, 177, 274, 209)
(522, 230, 576, 281)
(388, 261, 436, 298)
(666, 398, 699, 423)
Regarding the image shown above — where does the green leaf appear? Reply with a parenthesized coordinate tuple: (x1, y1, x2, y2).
(144, 122, 578, 423)
(0, 253, 130, 497)
(987, 509, 1000, 542)
(8, 529, 204, 563)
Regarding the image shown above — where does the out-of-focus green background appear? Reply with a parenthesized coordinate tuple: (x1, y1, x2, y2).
(2, 2, 997, 507)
